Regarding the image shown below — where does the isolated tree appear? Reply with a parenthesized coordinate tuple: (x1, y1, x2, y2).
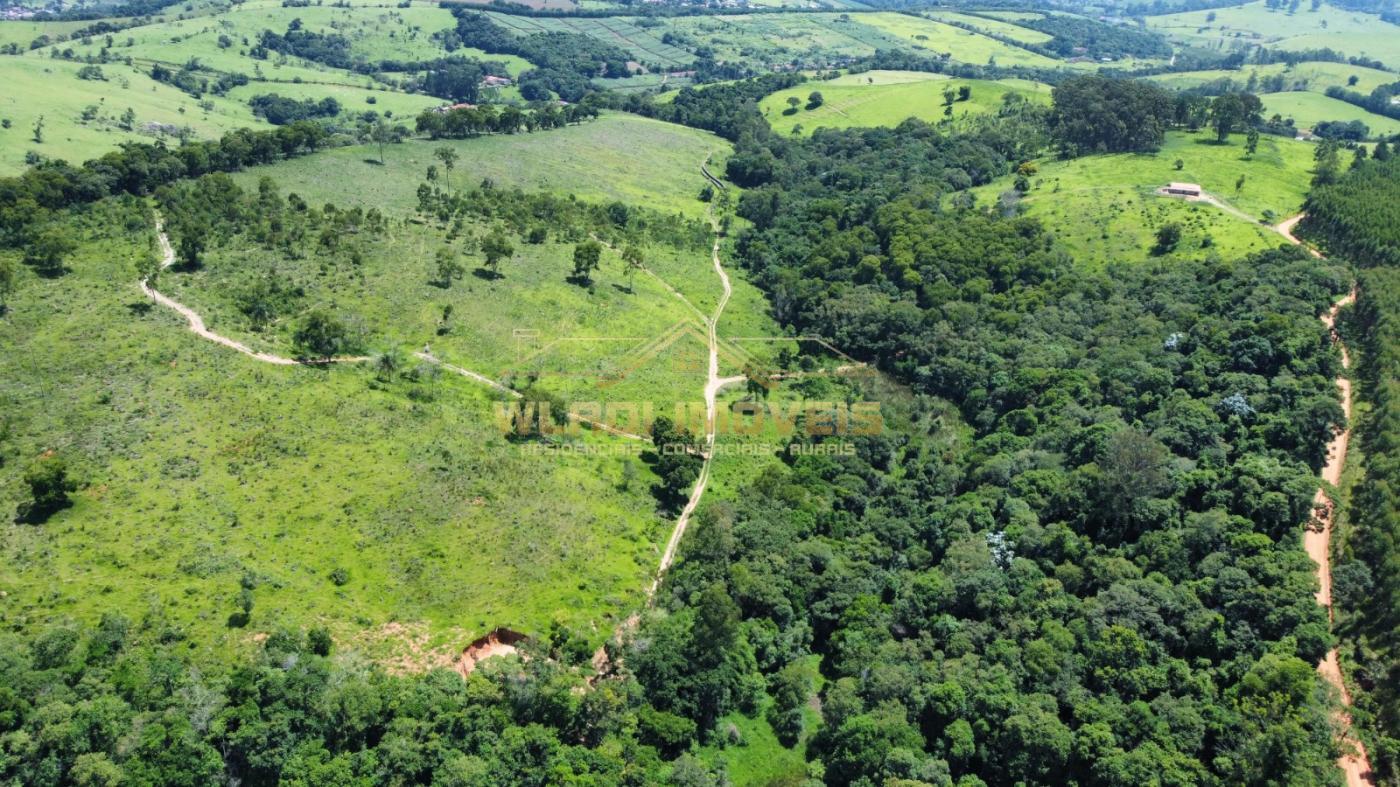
(370, 119, 393, 164)
(571, 240, 602, 284)
(806, 90, 824, 109)
(1235, 173, 1247, 192)
(1154, 222, 1182, 253)
(31, 114, 43, 144)
(1174, 158, 1185, 170)
(435, 146, 458, 188)
(19, 454, 76, 523)
(622, 244, 644, 292)
(374, 349, 402, 381)
(957, 85, 971, 101)
(785, 96, 800, 114)
(0, 258, 14, 312)
(293, 309, 351, 359)
(1313, 139, 1342, 186)
(481, 230, 513, 275)
(1245, 127, 1260, 157)
(435, 247, 464, 286)
(178, 233, 204, 269)
(23, 226, 76, 276)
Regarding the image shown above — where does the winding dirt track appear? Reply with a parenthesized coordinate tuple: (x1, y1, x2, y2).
(142, 219, 366, 366)
(1276, 213, 1375, 787)
(647, 222, 745, 597)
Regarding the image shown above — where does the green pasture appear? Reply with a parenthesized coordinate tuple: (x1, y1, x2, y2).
(975, 131, 1317, 266)
(1146, 61, 1399, 95)
(925, 11, 1053, 45)
(234, 112, 727, 218)
(1261, 90, 1400, 137)
(852, 12, 1060, 68)
(759, 71, 1051, 135)
(224, 80, 443, 120)
(1147, 1, 1400, 63)
(0, 58, 268, 175)
(0, 201, 673, 666)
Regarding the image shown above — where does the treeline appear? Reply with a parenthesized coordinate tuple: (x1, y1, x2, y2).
(449, 9, 632, 101)
(1050, 75, 1176, 155)
(0, 122, 333, 249)
(1325, 80, 1400, 124)
(415, 178, 711, 253)
(149, 61, 249, 99)
(413, 102, 600, 138)
(1303, 156, 1400, 780)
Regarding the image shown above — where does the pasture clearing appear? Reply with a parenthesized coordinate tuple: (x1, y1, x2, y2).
(974, 131, 1316, 266)
(759, 71, 1051, 135)
(1146, 1, 1400, 63)
(0, 199, 671, 665)
(1261, 90, 1400, 137)
(233, 112, 726, 218)
(0, 58, 267, 175)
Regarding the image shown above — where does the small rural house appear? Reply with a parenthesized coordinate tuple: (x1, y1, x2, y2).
(1165, 182, 1202, 197)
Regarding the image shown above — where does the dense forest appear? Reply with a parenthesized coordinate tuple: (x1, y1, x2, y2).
(1301, 156, 1400, 780)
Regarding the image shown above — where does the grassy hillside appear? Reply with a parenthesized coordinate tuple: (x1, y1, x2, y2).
(975, 131, 1315, 266)
(0, 113, 771, 673)
(1146, 61, 1399, 95)
(0, 57, 269, 175)
(1147, 0, 1400, 63)
(759, 70, 1051, 136)
(924, 11, 1054, 45)
(234, 112, 727, 217)
(0, 199, 673, 665)
(853, 12, 1060, 68)
(1261, 90, 1400, 136)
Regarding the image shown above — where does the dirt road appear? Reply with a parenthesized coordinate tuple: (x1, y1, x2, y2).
(1276, 213, 1374, 787)
(647, 219, 744, 596)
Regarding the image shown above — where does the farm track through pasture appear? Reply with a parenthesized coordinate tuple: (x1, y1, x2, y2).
(1275, 212, 1375, 787)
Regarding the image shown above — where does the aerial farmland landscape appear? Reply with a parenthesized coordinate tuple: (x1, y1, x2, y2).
(1, 0, 1399, 781)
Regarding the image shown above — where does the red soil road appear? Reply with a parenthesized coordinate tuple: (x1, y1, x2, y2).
(1276, 213, 1375, 787)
